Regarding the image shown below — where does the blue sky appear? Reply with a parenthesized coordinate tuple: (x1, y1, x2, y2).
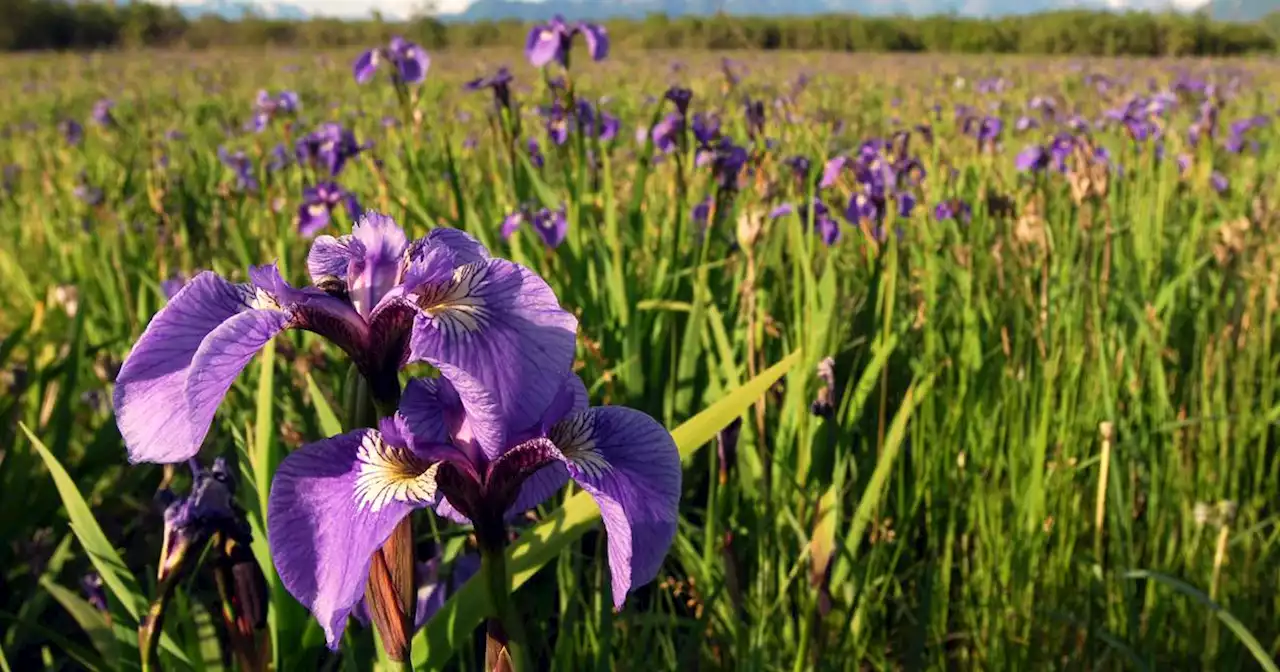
(169, 0, 1211, 18)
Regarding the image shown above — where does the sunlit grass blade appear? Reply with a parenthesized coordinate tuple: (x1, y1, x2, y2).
(1124, 570, 1280, 672)
(20, 423, 192, 667)
(412, 349, 801, 669)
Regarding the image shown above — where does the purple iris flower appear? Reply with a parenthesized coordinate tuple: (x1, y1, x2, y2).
(296, 123, 364, 177)
(464, 67, 515, 113)
(708, 140, 749, 190)
(250, 89, 300, 132)
(664, 87, 693, 116)
(91, 99, 116, 127)
(576, 100, 619, 142)
(1015, 116, 1039, 132)
(112, 214, 578, 465)
(354, 36, 431, 85)
(1210, 171, 1228, 194)
(267, 349, 677, 649)
(501, 204, 568, 249)
(525, 16, 608, 68)
(267, 143, 292, 173)
(527, 138, 545, 168)
(975, 116, 1003, 148)
(1015, 145, 1049, 173)
(217, 146, 259, 193)
(298, 182, 361, 238)
(650, 113, 684, 153)
(934, 199, 972, 224)
(60, 119, 84, 146)
(820, 156, 850, 189)
(784, 155, 812, 185)
(772, 199, 841, 246)
(543, 102, 571, 146)
(846, 192, 881, 224)
(691, 113, 720, 147)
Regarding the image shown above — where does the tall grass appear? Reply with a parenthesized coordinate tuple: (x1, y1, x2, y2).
(0, 49, 1277, 670)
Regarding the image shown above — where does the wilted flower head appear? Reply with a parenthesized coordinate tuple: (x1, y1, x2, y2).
(354, 37, 430, 85)
(525, 16, 608, 68)
(298, 182, 361, 237)
(157, 458, 244, 583)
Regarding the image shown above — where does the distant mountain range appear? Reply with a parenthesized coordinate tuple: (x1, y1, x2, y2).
(443, 0, 1277, 21)
(173, 0, 310, 20)
(166, 0, 1276, 23)
(1206, 0, 1277, 21)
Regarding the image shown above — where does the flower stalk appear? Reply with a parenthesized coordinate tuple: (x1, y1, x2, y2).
(478, 518, 529, 672)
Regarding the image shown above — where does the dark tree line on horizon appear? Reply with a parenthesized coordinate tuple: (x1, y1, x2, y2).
(1, 0, 1277, 56)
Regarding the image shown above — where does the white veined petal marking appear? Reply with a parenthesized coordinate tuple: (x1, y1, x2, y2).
(251, 287, 281, 311)
(417, 262, 493, 339)
(352, 432, 441, 513)
(550, 414, 613, 480)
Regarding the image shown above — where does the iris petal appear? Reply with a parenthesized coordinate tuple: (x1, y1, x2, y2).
(549, 407, 680, 607)
(113, 272, 251, 463)
(579, 23, 609, 62)
(409, 259, 578, 437)
(525, 27, 563, 68)
(268, 429, 418, 648)
(353, 49, 380, 84)
(185, 309, 291, 451)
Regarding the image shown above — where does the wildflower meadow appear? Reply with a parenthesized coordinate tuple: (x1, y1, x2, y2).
(1, 19, 1278, 672)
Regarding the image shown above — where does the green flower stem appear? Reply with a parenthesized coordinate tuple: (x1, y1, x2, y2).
(479, 527, 530, 672)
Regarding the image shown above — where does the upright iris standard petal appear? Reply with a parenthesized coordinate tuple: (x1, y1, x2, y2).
(547, 407, 681, 607)
(579, 23, 609, 61)
(354, 49, 380, 84)
(525, 24, 565, 67)
(268, 429, 431, 648)
(409, 259, 578, 436)
(391, 39, 430, 84)
(348, 213, 409, 318)
(113, 273, 253, 463)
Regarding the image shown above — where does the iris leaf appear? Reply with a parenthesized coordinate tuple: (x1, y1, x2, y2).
(412, 349, 802, 670)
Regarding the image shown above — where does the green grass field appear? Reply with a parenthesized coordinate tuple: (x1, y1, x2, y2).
(0, 46, 1278, 670)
